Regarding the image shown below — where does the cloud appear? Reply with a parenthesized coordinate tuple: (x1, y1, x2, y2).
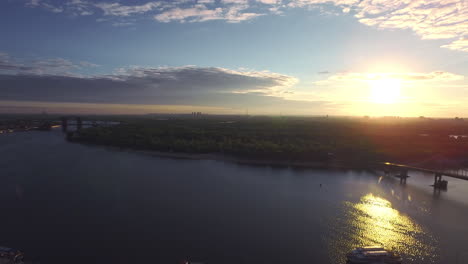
(198, 0, 216, 4)
(79, 61, 100, 67)
(257, 0, 280, 4)
(26, 0, 63, 12)
(223, 4, 263, 23)
(441, 37, 468, 52)
(22, 0, 468, 51)
(110, 66, 298, 94)
(154, 6, 225, 23)
(325, 0, 467, 52)
(25, 0, 265, 24)
(66, 0, 94, 16)
(154, 3, 263, 23)
(95, 2, 161, 17)
(41, 2, 64, 12)
(316, 71, 464, 85)
(0, 53, 299, 108)
(0, 65, 326, 114)
(281, 0, 468, 52)
(26, 0, 41, 7)
(0, 54, 91, 76)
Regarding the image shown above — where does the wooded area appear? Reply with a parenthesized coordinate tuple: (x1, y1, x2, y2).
(73, 116, 468, 168)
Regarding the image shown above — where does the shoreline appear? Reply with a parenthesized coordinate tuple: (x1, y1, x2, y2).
(81, 143, 370, 170)
(69, 138, 466, 171)
(76, 141, 468, 171)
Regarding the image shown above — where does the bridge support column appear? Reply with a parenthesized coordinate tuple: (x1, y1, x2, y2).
(434, 173, 441, 186)
(433, 173, 447, 189)
(400, 169, 408, 184)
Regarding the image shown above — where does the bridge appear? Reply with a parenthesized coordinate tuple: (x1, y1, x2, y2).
(61, 116, 83, 132)
(382, 162, 468, 189)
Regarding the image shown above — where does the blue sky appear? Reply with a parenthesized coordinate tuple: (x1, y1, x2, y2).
(1, 0, 467, 116)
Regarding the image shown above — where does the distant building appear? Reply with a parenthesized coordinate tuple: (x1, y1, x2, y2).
(191, 112, 202, 118)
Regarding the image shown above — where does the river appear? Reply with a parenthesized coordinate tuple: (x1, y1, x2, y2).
(1, 129, 468, 264)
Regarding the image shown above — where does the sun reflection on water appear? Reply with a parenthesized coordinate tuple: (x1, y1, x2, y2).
(327, 193, 438, 264)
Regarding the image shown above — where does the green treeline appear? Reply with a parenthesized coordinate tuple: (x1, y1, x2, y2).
(73, 116, 468, 168)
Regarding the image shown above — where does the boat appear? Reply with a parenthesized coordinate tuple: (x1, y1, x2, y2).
(0, 247, 23, 264)
(346, 246, 402, 264)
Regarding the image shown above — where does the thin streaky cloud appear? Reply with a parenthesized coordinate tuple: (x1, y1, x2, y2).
(0, 55, 80, 76)
(315, 71, 465, 85)
(0, 53, 299, 106)
(441, 37, 468, 53)
(95, 2, 161, 17)
(22, 0, 468, 52)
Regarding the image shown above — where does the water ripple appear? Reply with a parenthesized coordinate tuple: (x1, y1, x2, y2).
(326, 193, 439, 264)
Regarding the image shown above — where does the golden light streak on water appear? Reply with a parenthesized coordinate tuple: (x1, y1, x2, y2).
(327, 193, 438, 263)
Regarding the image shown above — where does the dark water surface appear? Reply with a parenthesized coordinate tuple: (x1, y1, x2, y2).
(1, 129, 468, 264)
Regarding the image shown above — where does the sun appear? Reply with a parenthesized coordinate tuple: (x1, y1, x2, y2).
(369, 78, 401, 104)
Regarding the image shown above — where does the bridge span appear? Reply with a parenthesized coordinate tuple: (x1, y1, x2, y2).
(382, 162, 468, 189)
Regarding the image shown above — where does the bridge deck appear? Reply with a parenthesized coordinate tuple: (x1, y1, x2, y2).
(383, 162, 468, 181)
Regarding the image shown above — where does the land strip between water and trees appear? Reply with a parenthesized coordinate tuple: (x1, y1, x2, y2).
(62, 115, 468, 170)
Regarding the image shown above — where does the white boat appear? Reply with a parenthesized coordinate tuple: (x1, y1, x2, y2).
(346, 246, 402, 264)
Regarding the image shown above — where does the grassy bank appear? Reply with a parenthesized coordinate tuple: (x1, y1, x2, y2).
(71, 116, 468, 169)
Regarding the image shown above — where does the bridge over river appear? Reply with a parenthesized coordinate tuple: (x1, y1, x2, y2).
(382, 162, 468, 189)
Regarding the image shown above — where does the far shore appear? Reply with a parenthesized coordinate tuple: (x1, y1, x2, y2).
(81, 143, 373, 170)
(76, 141, 468, 171)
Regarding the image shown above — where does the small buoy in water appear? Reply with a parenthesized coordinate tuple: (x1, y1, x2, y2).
(320, 183, 322, 188)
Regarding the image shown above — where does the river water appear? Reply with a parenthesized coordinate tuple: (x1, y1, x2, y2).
(1, 129, 468, 264)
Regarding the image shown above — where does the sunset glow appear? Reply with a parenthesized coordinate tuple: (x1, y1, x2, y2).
(369, 79, 402, 104)
(3, 2, 468, 264)
(0, 0, 467, 116)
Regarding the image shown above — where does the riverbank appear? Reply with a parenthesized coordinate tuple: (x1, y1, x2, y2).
(78, 143, 372, 170)
(66, 117, 468, 170)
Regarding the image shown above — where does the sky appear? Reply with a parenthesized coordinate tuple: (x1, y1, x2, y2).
(0, 0, 467, 117)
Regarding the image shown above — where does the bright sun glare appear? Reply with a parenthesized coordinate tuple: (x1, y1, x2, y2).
(369, 78, 401, 104)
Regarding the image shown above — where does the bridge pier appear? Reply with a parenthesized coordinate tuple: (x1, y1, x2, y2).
(383, 162, 467, 190)
(61, 116, 83, 133)
(434, 173, 441, 186)
(433, 173, 448, 189)
(399, 169, 408, 184)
